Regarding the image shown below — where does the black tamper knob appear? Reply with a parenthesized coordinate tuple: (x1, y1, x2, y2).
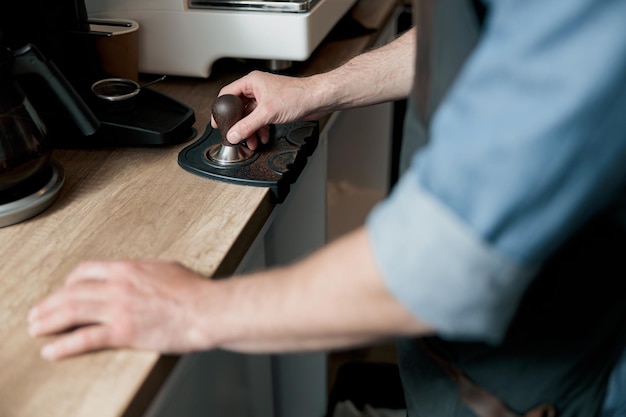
(212, 94, 245, 146)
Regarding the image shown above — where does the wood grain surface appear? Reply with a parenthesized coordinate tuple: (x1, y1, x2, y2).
(0, 1, 401, 416)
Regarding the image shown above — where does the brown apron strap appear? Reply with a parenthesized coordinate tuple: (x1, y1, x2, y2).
(417, 339, 557, 417)
(413, 0, 433, 123)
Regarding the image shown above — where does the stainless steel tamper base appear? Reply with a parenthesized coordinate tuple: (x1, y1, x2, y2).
(206, 143, 258, 167)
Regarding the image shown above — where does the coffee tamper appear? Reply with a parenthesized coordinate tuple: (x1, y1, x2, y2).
(179, 96, 320, 202)
(206, 94, 256, 166)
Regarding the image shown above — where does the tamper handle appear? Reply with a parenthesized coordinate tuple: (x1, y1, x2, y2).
(212, 94, 244, 146)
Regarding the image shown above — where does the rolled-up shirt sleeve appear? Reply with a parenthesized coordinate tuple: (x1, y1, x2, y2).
(366, 0, 626, 343)
(367, 174, 538, 344)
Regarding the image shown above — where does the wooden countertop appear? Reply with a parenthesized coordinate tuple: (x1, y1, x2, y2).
(0, 1, 402, 416)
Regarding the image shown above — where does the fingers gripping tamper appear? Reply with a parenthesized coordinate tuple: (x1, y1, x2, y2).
(206, 94, 257, 166)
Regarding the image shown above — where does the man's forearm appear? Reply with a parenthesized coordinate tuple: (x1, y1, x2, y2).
(310, 27, 416, 114)
(198, 226, 433, 353)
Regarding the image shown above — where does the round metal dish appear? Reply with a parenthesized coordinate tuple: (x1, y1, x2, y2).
(0, 160, 65, 227)
(91, 78, 140, 102)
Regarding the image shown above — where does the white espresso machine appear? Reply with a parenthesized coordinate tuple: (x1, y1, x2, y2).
(84, 0, 358, 77)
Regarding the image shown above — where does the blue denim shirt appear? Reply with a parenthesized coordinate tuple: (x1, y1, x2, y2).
(367, 0, 626, 343)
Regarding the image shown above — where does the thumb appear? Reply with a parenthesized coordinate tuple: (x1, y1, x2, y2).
(227, 111, 269, 144)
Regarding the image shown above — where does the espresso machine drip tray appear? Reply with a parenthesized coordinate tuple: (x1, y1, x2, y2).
(178, 121, 319, 203)
(188, 0, 320, 12)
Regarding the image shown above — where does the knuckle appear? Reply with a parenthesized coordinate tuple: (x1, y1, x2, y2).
(109, 302, 136, 341)
(65, 303, 80, 319)
(111, 319, 135, 346)
(111, 260, 137, 273)
(77, 328, 100, 350)
(110, 279, 134, 294)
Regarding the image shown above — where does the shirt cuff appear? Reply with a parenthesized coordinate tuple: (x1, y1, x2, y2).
(366, 173, 539, 344)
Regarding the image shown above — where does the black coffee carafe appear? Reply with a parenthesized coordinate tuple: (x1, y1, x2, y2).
(0, 43, 99, 225)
